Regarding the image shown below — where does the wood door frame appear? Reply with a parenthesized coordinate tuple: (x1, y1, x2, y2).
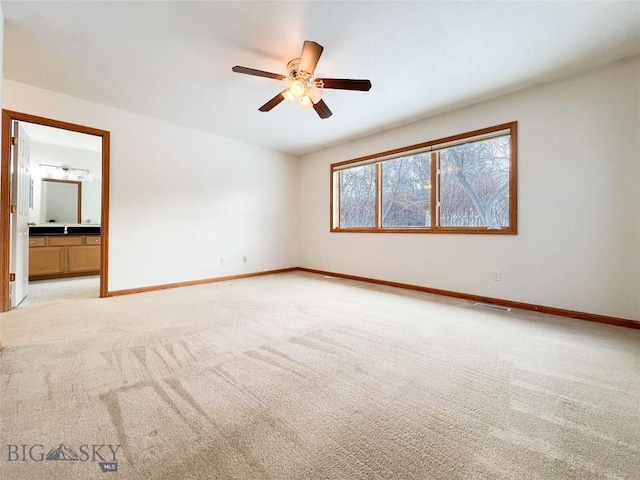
(1, 110, 111, 311)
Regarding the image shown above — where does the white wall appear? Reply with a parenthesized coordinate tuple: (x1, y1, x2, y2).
(298, 57, 640, 321)
(28, 141, 102, 224)
(4, 80, 299, 291)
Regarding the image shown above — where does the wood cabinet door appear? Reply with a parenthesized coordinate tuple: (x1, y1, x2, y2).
(67, 245, 100, 273)
(29, 247, 65, 277)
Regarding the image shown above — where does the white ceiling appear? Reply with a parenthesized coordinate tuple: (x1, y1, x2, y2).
(2, 1, 639, 156)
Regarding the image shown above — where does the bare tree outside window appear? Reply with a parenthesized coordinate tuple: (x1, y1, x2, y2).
(382, 154, 431, 227)
(339, 164, 375, 228)
(439, 136, 510, 227)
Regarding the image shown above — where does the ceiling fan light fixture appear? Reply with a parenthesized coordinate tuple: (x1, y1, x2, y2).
(290, 80, 306, 98)
(300, 96, 313, 109)
(282, 90, 295, 103)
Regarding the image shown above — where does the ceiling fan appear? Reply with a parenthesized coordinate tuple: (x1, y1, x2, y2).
(232, 41, 372, 119)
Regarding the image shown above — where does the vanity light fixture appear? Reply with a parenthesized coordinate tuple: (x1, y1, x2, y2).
(39, 163, 93, 181)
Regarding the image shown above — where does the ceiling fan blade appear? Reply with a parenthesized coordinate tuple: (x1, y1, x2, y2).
(313, 99, 332, 119)
(232, 66, 285, 80)
(258, 90, 288, 112)
(299, 41, 324, 75)
(317, 78, 372, 91)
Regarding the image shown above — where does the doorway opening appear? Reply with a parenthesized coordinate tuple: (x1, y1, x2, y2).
(1, 110, 110, 311)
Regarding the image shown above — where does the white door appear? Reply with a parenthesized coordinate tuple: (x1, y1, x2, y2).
(9, 122, 31, 307)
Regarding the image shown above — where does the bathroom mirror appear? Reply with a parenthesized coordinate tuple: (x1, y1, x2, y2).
(41, 179, 81, 224)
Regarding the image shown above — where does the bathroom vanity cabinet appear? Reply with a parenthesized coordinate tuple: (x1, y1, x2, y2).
(28, 235, 101, 280)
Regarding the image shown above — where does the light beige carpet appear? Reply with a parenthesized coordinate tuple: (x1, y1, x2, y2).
(1, 271, 639, 479)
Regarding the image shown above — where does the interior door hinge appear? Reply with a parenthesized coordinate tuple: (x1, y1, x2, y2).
(9, 273, 16, 282)
(10, 204, 18, 214)
(11, 136, 18, 146)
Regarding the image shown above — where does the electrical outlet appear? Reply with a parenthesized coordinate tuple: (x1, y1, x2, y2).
(242, 256, 248, 263)
(492, 270, 501, 281)
(220, 257, 225, 265)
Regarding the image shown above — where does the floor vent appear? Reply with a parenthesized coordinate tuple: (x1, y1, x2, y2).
(474, 302, 511, 312)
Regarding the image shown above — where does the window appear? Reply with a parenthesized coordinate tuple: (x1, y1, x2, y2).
(331, 122, 517, 233)
(382, 153, 431, 228)
(339, 164, 376, 228)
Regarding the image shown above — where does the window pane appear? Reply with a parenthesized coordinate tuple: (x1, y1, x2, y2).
(339, 164, 376, 228)
(439, 136, 510, 227)
(382, 153, 431, 227)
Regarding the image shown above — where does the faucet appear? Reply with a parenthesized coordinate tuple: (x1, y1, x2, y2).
(64, 223, 68, 235)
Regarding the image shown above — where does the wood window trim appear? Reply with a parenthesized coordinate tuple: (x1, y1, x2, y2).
(330, 122, 518, 234)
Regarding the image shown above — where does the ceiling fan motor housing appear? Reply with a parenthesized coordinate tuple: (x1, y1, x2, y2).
(286, 58, 301, 75)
